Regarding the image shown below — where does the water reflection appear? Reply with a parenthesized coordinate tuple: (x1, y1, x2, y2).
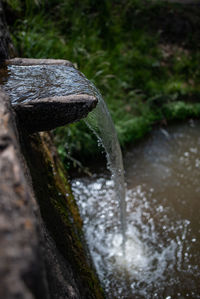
(72, 121, 200, 298)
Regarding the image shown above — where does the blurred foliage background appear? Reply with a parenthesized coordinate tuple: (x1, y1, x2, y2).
(3, 0, 200, 166)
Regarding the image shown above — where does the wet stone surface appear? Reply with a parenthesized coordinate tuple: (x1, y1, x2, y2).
(2, 64, 94, 105)
(0, 61, 98, 132)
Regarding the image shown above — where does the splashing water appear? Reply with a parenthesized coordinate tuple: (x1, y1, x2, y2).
(72, 122, 200, 298)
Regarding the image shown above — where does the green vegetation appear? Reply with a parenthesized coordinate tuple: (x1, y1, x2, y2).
(4, 0, 200, 162)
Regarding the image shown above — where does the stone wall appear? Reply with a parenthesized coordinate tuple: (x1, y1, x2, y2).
(20, 130, 104, 299)
(0, 3, 104, 297)
(0, 89, 104, 299)
(0, 90, 49, 299)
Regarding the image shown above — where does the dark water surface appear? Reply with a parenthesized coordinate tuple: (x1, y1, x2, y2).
(72, 121, 200, 299)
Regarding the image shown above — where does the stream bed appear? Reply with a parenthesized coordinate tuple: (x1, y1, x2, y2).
(72, 120, 200, 299)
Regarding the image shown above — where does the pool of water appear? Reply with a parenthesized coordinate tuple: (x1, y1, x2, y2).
(72, 120, 200, 298)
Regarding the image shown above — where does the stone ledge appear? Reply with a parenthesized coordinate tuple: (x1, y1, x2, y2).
(3, 58, 98, 133)
(14, 94, 97, 133)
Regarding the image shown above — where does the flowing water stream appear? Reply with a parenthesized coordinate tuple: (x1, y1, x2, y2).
(84, 88, 126, 248)
(2, 64, 200, 298)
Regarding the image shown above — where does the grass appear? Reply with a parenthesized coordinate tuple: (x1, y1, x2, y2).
(3, 0, 200, 163)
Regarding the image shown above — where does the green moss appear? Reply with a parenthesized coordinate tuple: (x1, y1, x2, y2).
(163, 102, 200, 121)
(20, 132, 104, 299)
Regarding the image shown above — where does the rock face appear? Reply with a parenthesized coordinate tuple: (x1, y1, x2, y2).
(0, 88, 104, 299)
(0, 90, 48, 299)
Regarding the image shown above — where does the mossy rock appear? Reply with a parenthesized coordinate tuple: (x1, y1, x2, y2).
(20, 131, 104, 299)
